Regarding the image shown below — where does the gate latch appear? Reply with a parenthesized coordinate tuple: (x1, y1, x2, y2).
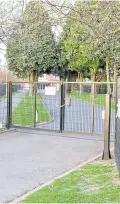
(56, 104, 66, 108)
(56, 98, 71, 108)
(65, 97, 71, 107)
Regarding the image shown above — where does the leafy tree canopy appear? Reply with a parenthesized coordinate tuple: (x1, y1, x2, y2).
(7, 0, 58, 79)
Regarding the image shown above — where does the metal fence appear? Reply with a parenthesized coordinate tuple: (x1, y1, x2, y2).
(0, 81, 116, 136)
(0, 83, 7, 129)
(0, 83, 6, 96)
(0, 82, 22, 130)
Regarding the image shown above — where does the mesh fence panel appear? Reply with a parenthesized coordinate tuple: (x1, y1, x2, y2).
(12, 82, 34, 127)
(64, 83, 92, 133)
(64, 82, 115, 135)
(0, 83, 7, 130)
(36, 82, 61, 131)
(11, 82, 61, 131)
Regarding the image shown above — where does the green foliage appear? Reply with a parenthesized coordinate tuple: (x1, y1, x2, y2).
(6, 0, 120, 81)
(6, 0, 58, 79)
(59, 0, 120, 82)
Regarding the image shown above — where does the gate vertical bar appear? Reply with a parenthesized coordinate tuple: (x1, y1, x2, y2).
(7, 81, 12, 129)
(7, 82, 9, 129)
(34, 82, 37, 128)
(10, 81, 12, 128)
(91, 83, 95, 133)
(60, 81, 65, 133)
(62, 83, 65, 131)
(60, 82, 63, 132)
(102, 94, 111, 160)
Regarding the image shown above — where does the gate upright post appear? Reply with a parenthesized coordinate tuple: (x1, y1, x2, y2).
(62, 83, 65, 131)
(60, 81, 65, 133)
(91, 83, 95, 133)
(7, 81, 12, 129)
(102, 94, 111, 160)
(34, 82, 37, 128)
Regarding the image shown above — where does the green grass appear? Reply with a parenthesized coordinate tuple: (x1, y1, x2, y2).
(22, 163, 120, 203)
(12, 93, 51, 126)
(72, 91, 116, 109)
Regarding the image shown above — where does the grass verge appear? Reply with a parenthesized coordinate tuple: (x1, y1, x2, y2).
(22, 159, 120, 203)
(72, 91, 116, 109)
(12, 93, 51, 126)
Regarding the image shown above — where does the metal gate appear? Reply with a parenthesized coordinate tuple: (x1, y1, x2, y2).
(63, 82, 115, 136)
(11, 81, 61, 132)
(4, 81, 116, 136)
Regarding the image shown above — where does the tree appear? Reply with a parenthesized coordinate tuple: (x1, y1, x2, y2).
(6, 0, 58, 94)
(57, 0, 120, 94)
(58, 2, 104, 87)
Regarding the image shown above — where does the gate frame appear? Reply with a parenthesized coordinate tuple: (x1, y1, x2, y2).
(6, 81, 12, 129)
(7, 81, 115, 137)
(102, 94, 112, 160)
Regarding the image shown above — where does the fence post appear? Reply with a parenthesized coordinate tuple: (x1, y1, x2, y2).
(60, 82, 65, 133)
(7, 81, 12, 129)
(115, 77, 120, 177)
(62, 83, 65, 131)
(34, 82, 37, 128)
(102, 94, 111, 160)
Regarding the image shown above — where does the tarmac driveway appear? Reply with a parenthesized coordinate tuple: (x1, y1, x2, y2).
(0, 129, 113, 202)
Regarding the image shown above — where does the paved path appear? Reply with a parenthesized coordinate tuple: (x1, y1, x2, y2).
(0, 129, 112, 203)
(37, 93, 115, 135)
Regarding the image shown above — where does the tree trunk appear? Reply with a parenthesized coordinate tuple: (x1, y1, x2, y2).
(106, 57, 111, 94)
(113, 64, 118, 102)
(29, 71, 38, 96)
(67, 72, 76, 94)
(34, 70, 38, 91)
(71, 74, 76, 94)
(78, 72, 84, 95)
(91, 72, 96, 96)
